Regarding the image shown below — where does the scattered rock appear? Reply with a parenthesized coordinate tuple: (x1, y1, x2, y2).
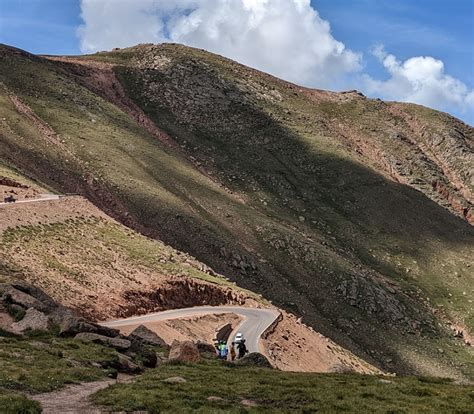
(163, 376, 187, 384)
(329, 363, 354, 373)
(241, 399, 259, 407)
(8, 281, 57, 311)
(168, 340, 201, 363)
(235, 352, 272, 368)
(207, 396, 223, 401)
(29, 341, 50, 351)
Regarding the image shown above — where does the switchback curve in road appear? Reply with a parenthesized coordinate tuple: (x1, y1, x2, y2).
(101, 306, 280, 353)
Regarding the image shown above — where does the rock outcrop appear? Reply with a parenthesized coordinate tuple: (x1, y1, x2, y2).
(129, 324, 169, 349)
(168, 340, 201, 363)
(11, 308, 49, 333)
(0, 281, 161, 373)
(74, 332, 132, 351)
(236, 352, 273, 368)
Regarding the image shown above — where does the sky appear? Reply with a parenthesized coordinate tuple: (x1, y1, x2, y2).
(0, 0, 473, 125)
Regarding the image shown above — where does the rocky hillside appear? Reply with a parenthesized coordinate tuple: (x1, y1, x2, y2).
(0, 43, 472, 378)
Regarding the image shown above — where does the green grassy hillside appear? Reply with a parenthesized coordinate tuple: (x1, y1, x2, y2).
(0, 43, 472, 377)
(93, 360, 474, 413)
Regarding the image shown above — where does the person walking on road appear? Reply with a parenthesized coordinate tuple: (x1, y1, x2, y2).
(229, 342, 236, 361)
(219, 341, 228, 360)
(237, 339, 248, 359)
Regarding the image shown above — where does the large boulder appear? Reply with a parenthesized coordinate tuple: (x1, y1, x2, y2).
(10, 281, 57, 311)
(51, 307, 119, 337)
(168, 340, 201, 363)
(75, 332, 131, 351)
(116, 353, 142, 374)
(1, 286, 48, 312)
(52, 308, 96, 336)
(236, 352, 273, 368)
(196, 341, 218, 358)
(129, 324, 169, 348)
(126, 345, 158, 368)
(11, 308, 49, 333)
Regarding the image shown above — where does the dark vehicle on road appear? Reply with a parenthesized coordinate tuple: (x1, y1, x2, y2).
(3, 195, 16, 203)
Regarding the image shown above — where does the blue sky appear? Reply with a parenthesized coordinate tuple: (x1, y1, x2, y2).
(314, 0, 473, 89)
(0, 0, 473, 124)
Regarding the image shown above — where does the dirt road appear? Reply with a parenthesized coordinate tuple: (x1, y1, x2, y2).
(101, 306, 280, 353)
(0, 193, 61, 205)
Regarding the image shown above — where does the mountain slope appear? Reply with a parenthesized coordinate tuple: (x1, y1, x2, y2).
(0, 43, 472, 377)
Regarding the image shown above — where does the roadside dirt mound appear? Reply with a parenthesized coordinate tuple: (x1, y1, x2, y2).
(263, 312, 381, 374)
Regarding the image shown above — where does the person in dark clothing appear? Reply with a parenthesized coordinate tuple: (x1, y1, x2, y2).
(237, 339, 248, 359)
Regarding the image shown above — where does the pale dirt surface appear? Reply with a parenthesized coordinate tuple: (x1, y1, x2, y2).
(1, 184, 41, 201)
(30, 374, 132, 414)
(115, 313, 243, 346)
(0, 196, 109, 234)
(263, 312, 382, 374)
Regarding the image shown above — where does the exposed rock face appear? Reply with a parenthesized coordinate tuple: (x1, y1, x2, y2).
(1, 285, 51, 313)
(168, 340, 201, 363)
(123, 278, 247, 315)
(11, 308, 49, 332)
(53, 307, 119, 338)
(129, 324, 169, 348)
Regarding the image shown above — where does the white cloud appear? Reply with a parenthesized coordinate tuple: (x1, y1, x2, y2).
(78, 0, 361, 88)
(364, 45, 474, 117)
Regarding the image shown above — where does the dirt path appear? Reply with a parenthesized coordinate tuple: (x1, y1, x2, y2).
(30, 375, 131, 414)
